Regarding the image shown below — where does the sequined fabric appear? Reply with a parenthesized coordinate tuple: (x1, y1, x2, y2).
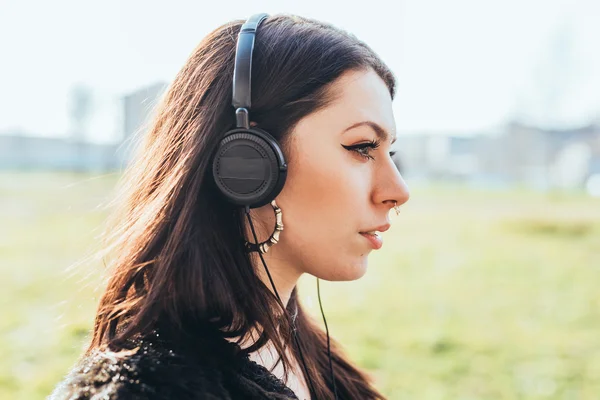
(49, 328, 299, 400)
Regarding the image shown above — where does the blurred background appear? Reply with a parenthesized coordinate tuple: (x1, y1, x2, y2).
(1, 0, 599, 399)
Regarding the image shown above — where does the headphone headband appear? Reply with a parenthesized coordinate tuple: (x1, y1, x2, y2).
(232, 13, 269, 111)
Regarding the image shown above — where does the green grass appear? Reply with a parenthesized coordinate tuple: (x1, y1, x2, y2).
(1, 172, 599, 399)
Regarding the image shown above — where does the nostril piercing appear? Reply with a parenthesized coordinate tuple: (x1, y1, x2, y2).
(393, 201, 401, 216)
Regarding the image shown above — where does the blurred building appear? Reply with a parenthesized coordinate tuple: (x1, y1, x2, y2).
(494, 121, 600, 190)
(0, 133, 128, 172)
(0, 82, 167, 172)
(394, 134, 483, 183)
(395, 121, 600, 192)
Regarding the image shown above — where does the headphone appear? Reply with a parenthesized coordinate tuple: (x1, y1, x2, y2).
(211, 14, 339, 399)
(212, 13, 288, 209)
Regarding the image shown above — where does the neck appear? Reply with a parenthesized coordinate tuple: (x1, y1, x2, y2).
(250, 247, 302, 307)
(224, 248, 301, 353)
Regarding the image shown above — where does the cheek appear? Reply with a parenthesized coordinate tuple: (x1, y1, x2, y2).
(285, 147, 367, 229)
(277, 146, 372, 279)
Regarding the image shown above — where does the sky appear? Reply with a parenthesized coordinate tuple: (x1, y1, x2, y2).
(0, 0, 599, 143)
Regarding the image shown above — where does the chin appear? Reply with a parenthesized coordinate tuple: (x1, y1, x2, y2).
(313, 257, 369, 282)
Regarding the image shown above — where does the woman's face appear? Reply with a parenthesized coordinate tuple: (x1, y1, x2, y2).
(256, 68, 410, 282)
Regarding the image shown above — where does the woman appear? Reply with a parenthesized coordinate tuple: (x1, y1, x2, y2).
(50, 13, 409, 400)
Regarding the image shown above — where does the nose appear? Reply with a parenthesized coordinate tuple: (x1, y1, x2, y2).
(372, 156, 410, 211)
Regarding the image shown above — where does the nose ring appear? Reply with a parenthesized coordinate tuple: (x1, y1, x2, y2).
(393, 201, 401, 216)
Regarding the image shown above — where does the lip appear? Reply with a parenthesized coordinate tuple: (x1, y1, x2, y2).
(360, 223, 391, 234)
(360, 232, 383, 250)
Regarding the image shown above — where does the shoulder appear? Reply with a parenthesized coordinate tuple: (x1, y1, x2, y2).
(48, 334, 229, 400)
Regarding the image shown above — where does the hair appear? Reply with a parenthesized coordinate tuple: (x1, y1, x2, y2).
(90, 14, 394, 399)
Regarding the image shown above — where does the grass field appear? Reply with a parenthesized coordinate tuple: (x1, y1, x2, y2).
(1, 172, 599, 399)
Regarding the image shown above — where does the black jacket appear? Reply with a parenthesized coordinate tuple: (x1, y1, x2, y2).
(49, 324, 301, 400)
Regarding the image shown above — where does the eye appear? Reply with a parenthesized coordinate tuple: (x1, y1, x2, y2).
(342, 139, 381, 161)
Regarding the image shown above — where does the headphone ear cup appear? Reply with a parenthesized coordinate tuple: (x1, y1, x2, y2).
(212, 127, 287, 208)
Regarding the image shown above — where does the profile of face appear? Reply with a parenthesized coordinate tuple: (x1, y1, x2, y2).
(252, 68, 410, 282)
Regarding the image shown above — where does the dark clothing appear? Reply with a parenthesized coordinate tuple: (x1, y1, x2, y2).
(49, 324, 301, 400)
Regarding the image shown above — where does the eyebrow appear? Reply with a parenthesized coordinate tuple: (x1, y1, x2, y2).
(342, 121, 397, 145)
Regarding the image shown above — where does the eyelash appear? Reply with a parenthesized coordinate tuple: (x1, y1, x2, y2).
(342, 139, 396, 161)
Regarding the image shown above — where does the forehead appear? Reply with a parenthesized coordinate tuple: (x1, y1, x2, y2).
(289, 68, 397, 153)
(324, 68, 396, 136)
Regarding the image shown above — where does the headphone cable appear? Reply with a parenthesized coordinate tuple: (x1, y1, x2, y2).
(317, 278, 338, 399)
(244, 206, 318, 399)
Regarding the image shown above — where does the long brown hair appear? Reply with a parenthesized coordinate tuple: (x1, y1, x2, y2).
(90, 14, 394, 399)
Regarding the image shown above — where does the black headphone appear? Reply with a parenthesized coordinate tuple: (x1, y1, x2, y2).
(211, 14, 339, 399)
(212, 13, 288, 209)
